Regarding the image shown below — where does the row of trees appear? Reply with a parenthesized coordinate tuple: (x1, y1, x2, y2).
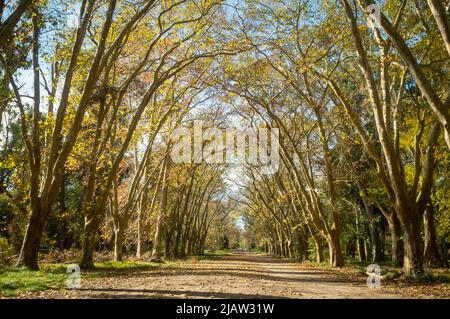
(1, 0, 238, 269)
(225, 0, 449, 278)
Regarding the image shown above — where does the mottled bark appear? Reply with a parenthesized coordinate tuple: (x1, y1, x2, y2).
(423, 204, 440, 268)
(385, 210, 403, 267)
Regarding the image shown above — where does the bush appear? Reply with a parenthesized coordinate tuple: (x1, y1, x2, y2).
(94, 250, 115, 263)
(39, 249, 82, 263)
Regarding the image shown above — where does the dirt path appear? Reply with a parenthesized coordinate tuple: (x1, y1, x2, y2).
(26, 252, 404, 299)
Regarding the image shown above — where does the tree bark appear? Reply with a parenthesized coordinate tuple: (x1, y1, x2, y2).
(357, 238, 367, 262)
(113, 228, 124, 262)
(328, 231, 345, 267)
(385, 210, 403, 267)
(16, 205, 47, 270)
(80, 214, 99, 268)
(136, 212, 146, 258)
(151, 150, 169, 262)
(400, 208, 424, 277)
(423, 203, 440, 268)
(355, 211, 366, 262)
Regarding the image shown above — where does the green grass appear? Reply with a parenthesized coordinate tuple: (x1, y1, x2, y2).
(251, 248, 269, 255)
(205, 249, 232, 256)
(0, 260, 176, 295)
(94, 260, 164, 270)
(194, 249, 233, 260)
(0, 264, 66, 297)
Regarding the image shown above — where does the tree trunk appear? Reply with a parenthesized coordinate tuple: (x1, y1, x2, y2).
(296, 230, 309, 262)
(371, 229, 384, 263)
(164, 231, 171, 258)
(401, 210, 424, 277)
(136, 215, 146, 258)
(366, 206, 385, 263)
(313, 235, 324, 263)
(386, 211, 403, 267)
(151, 213, 165, 261)
(114, 228, 124, 262)
(278, 231, 284, 257)
(80, 211, 100, 269)
(364, 239, 372, 261)
(151, 151, 169, 262)
(357, 237, 366, 262)
(355, 212, 366, 262)
(328, 232, 344, 267)
(173, 230, 180, 257)
(16, 204, 47, 270)
(423, 203, 440, 268)
(286, 239, 292, 258)
(179, 238, 187, 258)
(441, 241, 448, 268)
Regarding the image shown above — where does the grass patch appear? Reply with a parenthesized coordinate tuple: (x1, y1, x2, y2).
(251, 249, 269, 255)
(193, 250, 233, 261)
(0, 260, 176, 295)
(203, 249, 232, 256)
(94, 260, 163, 270)
(0, 264, 66, 297)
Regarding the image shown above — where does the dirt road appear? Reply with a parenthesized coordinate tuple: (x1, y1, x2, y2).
(23, 252, 408, 299)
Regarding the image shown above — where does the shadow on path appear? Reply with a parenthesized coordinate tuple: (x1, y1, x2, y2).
(75, 288, 289, 299)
